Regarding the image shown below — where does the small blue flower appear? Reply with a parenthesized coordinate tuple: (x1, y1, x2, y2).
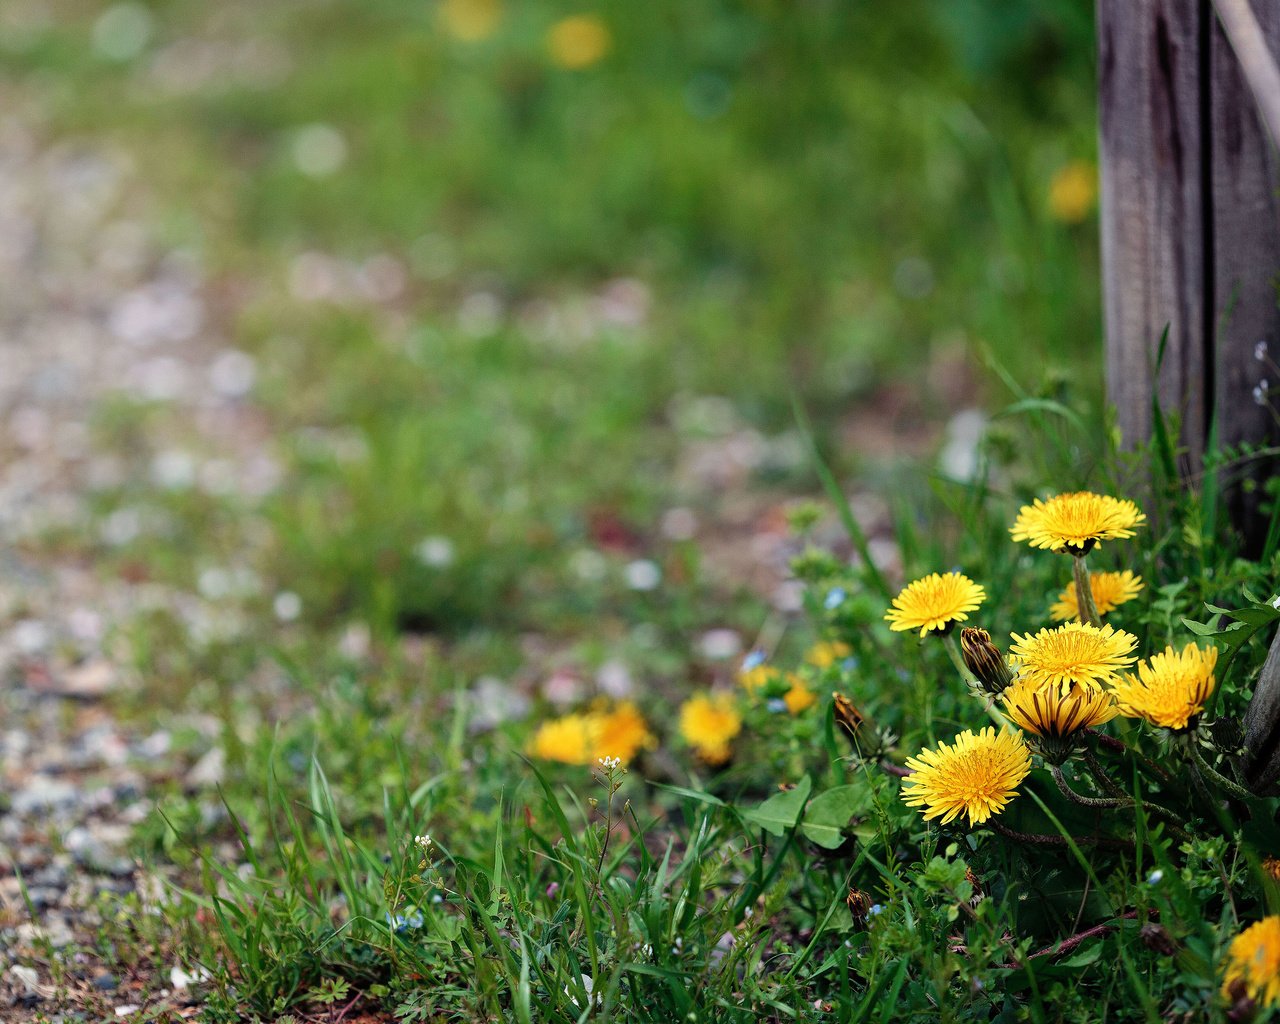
(766, 698, 789, 714)
(1146, 869, 1163, 885)
(742, 649, 766, 671)
(824, 587, 847, 610)
(868, 904, 885, 917)
(839, 656, 859, 672)
(387, 908, 425, 933)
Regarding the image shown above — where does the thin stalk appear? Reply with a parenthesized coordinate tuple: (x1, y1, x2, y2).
(1072, 553, 1102, 627)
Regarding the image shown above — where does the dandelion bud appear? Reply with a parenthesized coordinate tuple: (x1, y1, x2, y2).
(846, 888, 873, 926)
(960, 628, 1013, 695)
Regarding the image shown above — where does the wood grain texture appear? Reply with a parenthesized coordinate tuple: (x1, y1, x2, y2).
(1098, 0, 1207, 466)
(1210, 2, 1280, 543)
(1099, 0, 1280, 548)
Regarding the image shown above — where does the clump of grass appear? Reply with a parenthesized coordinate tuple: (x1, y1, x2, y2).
(158, 390, 1280, 1020)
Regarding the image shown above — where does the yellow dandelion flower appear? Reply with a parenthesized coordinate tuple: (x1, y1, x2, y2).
(527, 713, 595, 765)
(547, 14, 610, 69)
(901, 727, 1032, 826)
(1050, 570, 1144, 622)
(1047, 160, 1097, 224)
(679, 692, 742, 765)
(1010, 492, 1146, 554)
(1002, 679, 1116, 763)
(590, 701, 654, 764)
(440, 0, 502, 42)
(884, 573, 986, 638)
(1111, 642, 1217, 731)
(806, 641, 852, 669)
(1222, 916, 1280, 1007)
(783, 676, 817, 714)
(1009, 622, 1138, 693)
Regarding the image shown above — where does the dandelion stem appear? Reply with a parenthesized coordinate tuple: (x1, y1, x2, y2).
(1190, 744, 1255, 802)
(943, 634, 978, 686)
(1075, 752, 1191, 833)
(989, 818, 1130, 850)
(1082, 749, 1127, 799)
(1051, 764, 1128, 809)
(1085, 728, 1171, 782)
(1072, 554, 1102, 627)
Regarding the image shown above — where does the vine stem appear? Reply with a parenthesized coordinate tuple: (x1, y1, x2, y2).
(989, 818, 1131, 850)
(1072, 553, 1102, 627)
(1082, 749, 1127, 799)
(1051, 764, 1128, 808)
(1190, 744, 1255, 801)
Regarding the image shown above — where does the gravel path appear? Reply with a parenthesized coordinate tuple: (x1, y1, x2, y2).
(0, 105, 266, 1021)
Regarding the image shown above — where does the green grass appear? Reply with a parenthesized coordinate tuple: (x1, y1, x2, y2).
(15, 1, 1279, 1021)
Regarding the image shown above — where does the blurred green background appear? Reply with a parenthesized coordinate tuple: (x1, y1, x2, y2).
(3, 0, 1101, 647)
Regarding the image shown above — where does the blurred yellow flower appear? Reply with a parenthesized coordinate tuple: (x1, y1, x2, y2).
(1222, 916, 1280, 1007)
(528, 713, 595, 765)
(1050, 570, 1143, 622)
(901, 727, 1031, 826)
(783, 677, 817, 714)
(591, 701, 655, 763)
(439, 0, 503, 42)
(739, 663, 779, 692)
(679, 693, 742, 764)
(1010, 492, 1145, 554)
(885, 572, 986, 638)
(1111, 642, 1217, 730)
(1048, 161, 1097, 224)
(1009, 622, 1138, 694)
(528, 701, 654, 765)
(547, 14, 611, 69)
(806, 641, 852, 669)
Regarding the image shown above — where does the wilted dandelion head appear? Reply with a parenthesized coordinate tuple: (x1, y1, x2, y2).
(1010, 492, 1145, 554)
(1009, 622, 1138, 693)
(1110, 643, 1218, 731)
(901, 727, 1032, 826)
(1050, 570, 1144, 622)
(1002, 679, 1116, 763)
(884, 572, 986, 638)
(678, 693, 742, 765)
(1222, 916, 1280, 1008)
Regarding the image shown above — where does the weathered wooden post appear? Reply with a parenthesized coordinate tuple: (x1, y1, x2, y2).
(1098, 0, 1280, 547)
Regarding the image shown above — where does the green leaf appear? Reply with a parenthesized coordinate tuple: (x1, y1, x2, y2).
(741, 776, 812, 837)
(799, 785, 868, 849)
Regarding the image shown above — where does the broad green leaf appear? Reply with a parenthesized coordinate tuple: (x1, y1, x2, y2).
(741, 776, 812, 836)
(799, 785, 868, 849)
